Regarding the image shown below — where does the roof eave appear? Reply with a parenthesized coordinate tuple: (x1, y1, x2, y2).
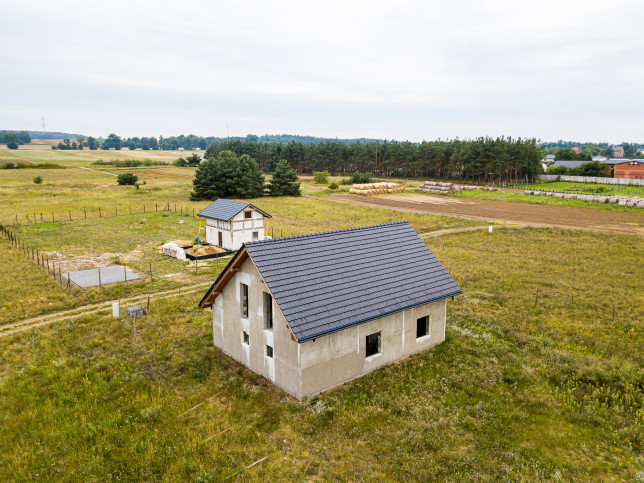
(198, 248, 247, 308)
(295, 289, 463, 343)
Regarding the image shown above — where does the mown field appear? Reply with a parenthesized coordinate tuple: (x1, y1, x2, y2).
(0, 228, 641, 480)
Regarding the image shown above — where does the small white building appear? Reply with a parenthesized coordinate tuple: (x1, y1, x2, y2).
(197, 199, 271, 251)
(198, 222, 461, 400)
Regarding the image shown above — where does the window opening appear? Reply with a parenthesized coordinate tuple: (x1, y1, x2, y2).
(417, 316, 429, 338)
(366, 332, 381, 357)
(263, 292, 273, 329)
(266, 345, 273, 358)
(242, 331, 249, 345)
(240, 283, 248, 318)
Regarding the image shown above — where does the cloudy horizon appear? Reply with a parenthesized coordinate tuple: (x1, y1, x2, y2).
(2, 0, 643, 143)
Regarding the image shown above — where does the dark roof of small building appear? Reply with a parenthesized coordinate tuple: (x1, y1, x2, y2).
(552, 160, 588, 168)
(242, 221, 461, 342)
(197, 198, 271, 221)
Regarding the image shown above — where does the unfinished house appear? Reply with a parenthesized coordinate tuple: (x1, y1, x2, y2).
(197, 198, 271, 251)
(198, 221, 461, 399)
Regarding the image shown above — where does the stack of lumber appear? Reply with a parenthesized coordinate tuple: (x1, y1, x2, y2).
(418, 181, 499, 194)
(349, 182, 405, 195)
(525, 190, 644, 207)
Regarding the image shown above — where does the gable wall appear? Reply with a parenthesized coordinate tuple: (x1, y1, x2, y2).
(204, 209, 266, 249)
(212, 256, 300, 396)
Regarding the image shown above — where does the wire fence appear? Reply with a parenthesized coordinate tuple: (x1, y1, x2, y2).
(0, 224, 236, 292)
(4, 202, 201, 227)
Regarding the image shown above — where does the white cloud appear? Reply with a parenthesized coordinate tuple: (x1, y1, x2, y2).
(1, 0, 643, 141)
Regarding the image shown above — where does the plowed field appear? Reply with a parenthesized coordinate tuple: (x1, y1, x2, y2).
(332, 193, 644, 236)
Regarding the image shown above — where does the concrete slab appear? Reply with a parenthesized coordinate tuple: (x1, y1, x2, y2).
(62, 265, 141, 288)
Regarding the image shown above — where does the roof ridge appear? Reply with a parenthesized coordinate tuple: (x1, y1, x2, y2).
(244, 221, 410, 247)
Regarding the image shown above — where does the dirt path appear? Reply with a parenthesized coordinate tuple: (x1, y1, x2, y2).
(331, 193, 644, 236)
(0, 282, 212, 338)
(75, 166, 118, 177)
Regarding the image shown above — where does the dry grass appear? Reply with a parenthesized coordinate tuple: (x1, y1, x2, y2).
(0, 228, 641, 480)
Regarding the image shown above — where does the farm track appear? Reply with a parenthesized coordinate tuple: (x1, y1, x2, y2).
(0, 282, 212, 338)
(331, 193, 644, 236)
(75, 165, 118, 177)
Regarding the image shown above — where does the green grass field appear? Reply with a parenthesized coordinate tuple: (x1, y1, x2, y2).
(527, 180, 644, 197)
(0, 145, 642, 480)
(450, 188, 642, 212)
(0, 228, 641, 480)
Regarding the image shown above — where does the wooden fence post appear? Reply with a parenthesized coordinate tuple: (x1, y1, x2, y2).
(124, 265, 127, 284)
(69, 211, 72, 221)
(99, 208, 102, 218)
(149, 261, 153, 280)
(98, 267, 102, 287)
(84, 209, 87, 219)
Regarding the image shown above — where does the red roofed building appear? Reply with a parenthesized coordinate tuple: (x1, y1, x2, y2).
(571, 146, 581, 154)
(613, 160, 644, 179)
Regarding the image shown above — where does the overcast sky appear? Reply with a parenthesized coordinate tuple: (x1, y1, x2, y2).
(2, 0, 643, 142)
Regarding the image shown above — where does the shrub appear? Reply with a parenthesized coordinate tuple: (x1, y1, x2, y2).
(7, 142, 18, 150)
(33, 176, 43, 184)
(3, 163, 14, 169)
(313, 171, 330, 184)
(340, 178, 352, 185)
(329, 182, 339, 190)
(117, 173, 139, 186)
(351, 171, 372, 184)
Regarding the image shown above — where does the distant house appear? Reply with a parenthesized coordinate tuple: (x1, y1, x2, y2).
(198, 222, 461, 399)
(592, 155, 608, 162)
(571, 146, 581, 154)
(612, 146, 625, 158)
(197, 199, 271, 251)
(542, 154, 555, 163)
(613, 160, 644, 179)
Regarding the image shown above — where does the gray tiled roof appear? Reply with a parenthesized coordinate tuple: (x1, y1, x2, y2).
(244, 221, 461, 342)
(197, 198, 271, 221)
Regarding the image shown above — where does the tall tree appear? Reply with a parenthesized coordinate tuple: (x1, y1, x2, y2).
(233, 154, 265, 198)
(267, 160, 301, 196)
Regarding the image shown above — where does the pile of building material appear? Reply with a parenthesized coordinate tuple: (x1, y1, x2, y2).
(418, 181, 499, 194)
(349, 182, 405, 195)
(524, 190, 644, 207)
(161, 242, 186, 260)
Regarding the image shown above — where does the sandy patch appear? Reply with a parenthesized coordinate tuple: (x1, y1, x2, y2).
(184, 245, 226, 256)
